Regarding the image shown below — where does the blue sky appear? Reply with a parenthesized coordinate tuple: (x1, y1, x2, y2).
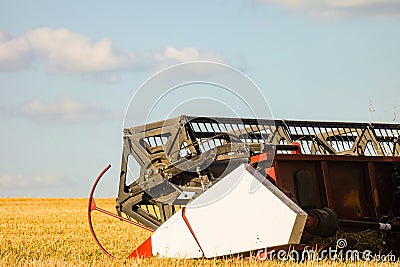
(0, 1, 399, 197)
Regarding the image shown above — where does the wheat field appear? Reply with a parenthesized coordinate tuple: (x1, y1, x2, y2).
(0, 198, 399, 267)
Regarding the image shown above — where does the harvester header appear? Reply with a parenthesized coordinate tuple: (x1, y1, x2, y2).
(89, 115, 400, 258)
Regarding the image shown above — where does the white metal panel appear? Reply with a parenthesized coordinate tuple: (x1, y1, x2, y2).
(185, 164, 307, 258)
(151, 209, 203, 258)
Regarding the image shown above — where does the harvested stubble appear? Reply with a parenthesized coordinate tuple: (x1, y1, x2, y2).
(0, 198, 398, 267)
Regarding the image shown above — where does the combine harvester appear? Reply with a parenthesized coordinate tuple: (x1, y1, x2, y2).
(88, 115, 400, 258)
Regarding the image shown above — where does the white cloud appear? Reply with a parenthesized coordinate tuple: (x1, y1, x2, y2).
(26, 28, 134, 74)
(0, 173, 67, 188)
(0, 31, 33, 70)
(154, 46, 226, 69)
(19, 95, 112, 123)
(260, 0, 400, 18)
(165, 46, 201, 62)
(0, 27, 226, 76)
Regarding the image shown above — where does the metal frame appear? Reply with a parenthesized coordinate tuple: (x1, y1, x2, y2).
(115, 115, 400, 230)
